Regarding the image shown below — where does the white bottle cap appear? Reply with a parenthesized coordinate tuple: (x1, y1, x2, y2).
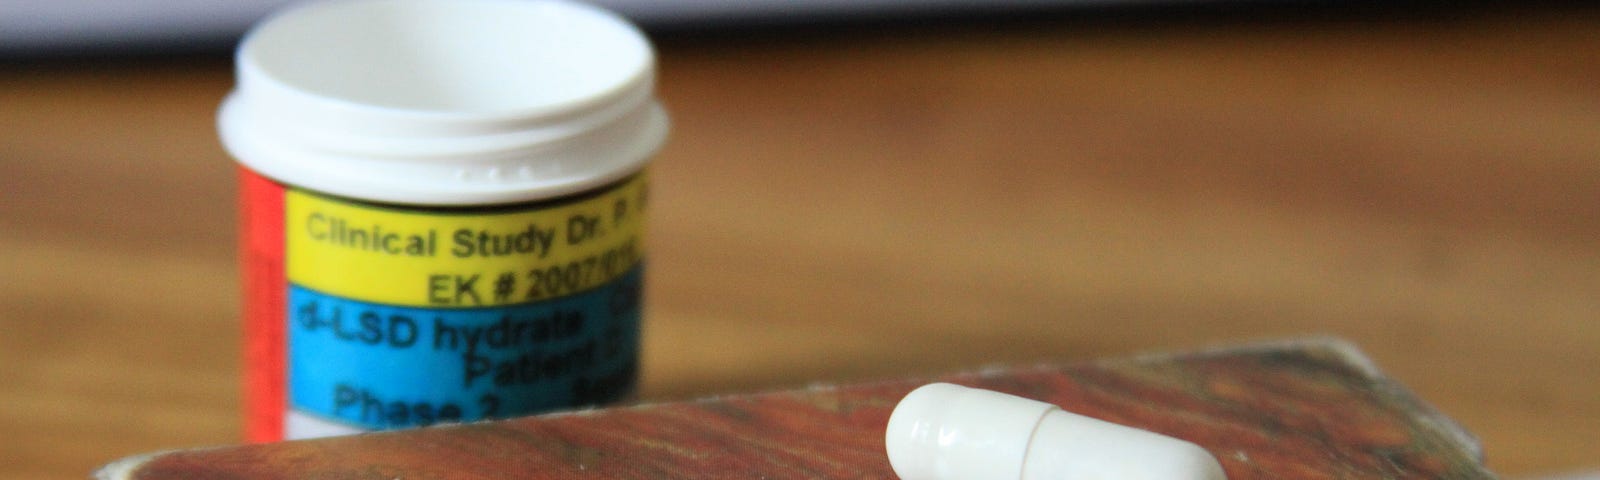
(885, 383, 1229, 480)
(219, 0, 668, 205)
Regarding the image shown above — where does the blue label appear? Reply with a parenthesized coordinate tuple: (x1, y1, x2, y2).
(287, 267, 641, 430)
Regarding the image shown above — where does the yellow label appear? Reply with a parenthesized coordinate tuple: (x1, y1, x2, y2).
(286, 175, 645, 308)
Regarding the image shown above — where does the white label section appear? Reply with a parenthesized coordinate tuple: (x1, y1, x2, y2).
(285, 410, 366, 439)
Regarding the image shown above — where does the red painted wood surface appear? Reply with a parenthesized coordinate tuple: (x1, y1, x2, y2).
(101, 339, 1495, 479)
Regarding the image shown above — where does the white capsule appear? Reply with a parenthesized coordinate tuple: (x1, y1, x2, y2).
(885, 383, 1228, 480)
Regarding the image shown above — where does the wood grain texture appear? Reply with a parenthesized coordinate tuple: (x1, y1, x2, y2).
(2, 5, 1597, 479)
(101, 339, 1495, 479)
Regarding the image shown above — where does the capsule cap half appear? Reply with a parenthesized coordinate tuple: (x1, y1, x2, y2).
(885, 383, 1055, 480)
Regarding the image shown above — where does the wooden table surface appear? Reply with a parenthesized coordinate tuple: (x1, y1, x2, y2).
(3, 5, 1597, 479)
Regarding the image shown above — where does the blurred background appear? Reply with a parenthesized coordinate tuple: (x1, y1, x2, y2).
(3, 1, 1598, 478)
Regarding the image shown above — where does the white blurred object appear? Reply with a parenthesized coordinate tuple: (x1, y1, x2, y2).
(0, 0, 1116, 55)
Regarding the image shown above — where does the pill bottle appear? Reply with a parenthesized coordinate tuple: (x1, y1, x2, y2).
(220, 0, 667, 441)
